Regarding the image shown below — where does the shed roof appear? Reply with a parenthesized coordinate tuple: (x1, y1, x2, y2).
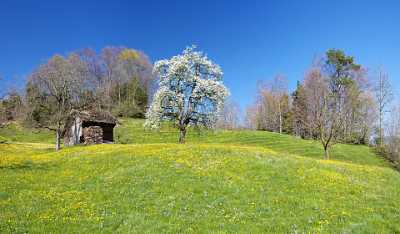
(63, 110, 117, 137)
(70, 110, 117, 124)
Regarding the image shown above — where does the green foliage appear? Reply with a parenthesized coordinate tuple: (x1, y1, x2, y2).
(112, 102, 144, 118)
(112, 78, 148, 118)
(326, 49, 361, 73)
(119, 48, 140, 61)
(0, 135, 7, 143)
(0, 91, 24, 122)
(325, 49, 361, 91)
(24, 81, 56, 127)
(290, 81, 309, 138)
(27, 105, 54, 126)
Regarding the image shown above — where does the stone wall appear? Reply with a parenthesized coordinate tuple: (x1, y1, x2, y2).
(83, 126, 103, 145)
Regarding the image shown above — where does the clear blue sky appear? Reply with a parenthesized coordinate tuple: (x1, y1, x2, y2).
(1, 0, 399, 108)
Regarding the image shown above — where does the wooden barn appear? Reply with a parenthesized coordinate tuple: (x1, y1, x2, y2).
(63, 110, 117, 146)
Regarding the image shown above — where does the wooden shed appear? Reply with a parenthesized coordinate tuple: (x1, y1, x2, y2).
(63, 110, 117, 146)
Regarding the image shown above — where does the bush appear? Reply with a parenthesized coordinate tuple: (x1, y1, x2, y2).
(375, 146, 400, 171)
(0, 136, 7, 143)
(112, 102, 145, 118)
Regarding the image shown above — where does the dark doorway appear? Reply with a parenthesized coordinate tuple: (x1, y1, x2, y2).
(82, 121, 116, 143)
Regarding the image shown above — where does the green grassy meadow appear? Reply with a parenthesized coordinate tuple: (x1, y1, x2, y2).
(1, 119, 400, 233)
(0, 122, 54, 144)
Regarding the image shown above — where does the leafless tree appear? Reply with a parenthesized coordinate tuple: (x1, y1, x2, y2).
(244, 104, 258, 129)
(0, 76, 5, 125)
(355, 91, 377, 144)
(302, 66, 345, 159)
(101, 47, 125, 111)
(252, 75, 289, 133)
(76, 48, 105, 109)
(270, 74, 288, 134)
(29, 54, 86, 150)
(76, 47, 153, 115)
(374, 69, 393, 147)
(314, 49, 361, 159)
(217, 98, 241, 130)
(382, 103, 400, 168)
(300, 68, 325, 139)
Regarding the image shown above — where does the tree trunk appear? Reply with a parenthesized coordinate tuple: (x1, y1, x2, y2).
(278, 102, 282, 134)
(118, 85, 121, 106)
(379, 113, 383, 148)
(179, 127, 186, 144)
(324, 145, 330, 160)
(56, 127, 61, 151)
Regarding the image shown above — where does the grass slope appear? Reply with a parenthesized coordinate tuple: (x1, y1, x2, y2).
(0, 122, 54, 144)
(0, 119, 399, 233)
(115, 118, 387, 167)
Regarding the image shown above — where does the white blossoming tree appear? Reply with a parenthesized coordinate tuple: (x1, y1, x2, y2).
(145, 46, 229, 143)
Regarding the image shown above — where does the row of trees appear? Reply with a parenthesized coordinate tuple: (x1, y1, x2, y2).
(0, 46, 154, 150)
(1, 46, 398, 164)
(144, 47, 397, 163)
(26, 47, 154, 125)
(385, 105, 400, 167)
(0, 90, 24, 126)
(245, 49, 396, 160)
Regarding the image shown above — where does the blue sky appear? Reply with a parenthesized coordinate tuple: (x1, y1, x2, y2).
(1, 0, 399, 108)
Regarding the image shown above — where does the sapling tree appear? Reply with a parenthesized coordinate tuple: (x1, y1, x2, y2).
(374, 69, 393, 147)
(145, 46, 229, 143)
(216, 98, 241, 130)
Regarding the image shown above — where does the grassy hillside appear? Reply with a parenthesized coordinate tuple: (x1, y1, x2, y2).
(0, 122, 54, 144)
(1, 119, 400, 233)
(115, 118, 388, 167)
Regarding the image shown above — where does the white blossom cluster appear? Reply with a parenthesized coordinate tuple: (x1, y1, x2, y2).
(144, 46, 229, 130)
